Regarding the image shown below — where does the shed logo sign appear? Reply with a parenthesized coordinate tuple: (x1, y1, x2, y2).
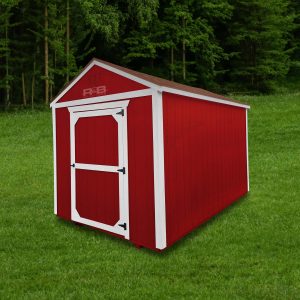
(82, 85, 106, 97)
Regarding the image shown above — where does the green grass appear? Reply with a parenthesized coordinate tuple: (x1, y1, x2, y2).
(0, 93, 300, 299)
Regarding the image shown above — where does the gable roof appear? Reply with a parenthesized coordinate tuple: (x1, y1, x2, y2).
(50, 58, 249, 109)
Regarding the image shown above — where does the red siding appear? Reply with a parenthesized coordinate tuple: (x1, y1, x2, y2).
(75, 115, 119, 166)
(56, 108, 71, 220)
(55, 97, 156, 249)
(76, 170, 120, 226)
(163, 93, 248, 247)
(58, 65, 147, 103)
(127, 96, 156, 249)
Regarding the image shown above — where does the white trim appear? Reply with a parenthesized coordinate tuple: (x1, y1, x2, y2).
(50, 61, 96, 106)
(121, 107, 130, 239)
(161, 87, 250, 109)
(54, 89, 151, 108)
(70, 113, 76, 223)
(69, 103, 130, 239)
(68, 100, 130, 113)
(72, 208, 126, 236)
(52, 107, 57, 215)
(246, 109, 250, 191)
(75, 163, 120, 173)
(152, 90, 167, 250)
(72, 108, 123, 120)
(93, 60, 158, 90)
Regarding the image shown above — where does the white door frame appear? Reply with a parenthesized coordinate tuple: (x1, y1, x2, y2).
(68, 100, 130, 239)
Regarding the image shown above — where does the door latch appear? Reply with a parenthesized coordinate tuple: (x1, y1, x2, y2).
(116, 109, 124, 117)
(117, 167, 126, 174)
(118, 223, 127, 230)
(71, 163, 75, 168)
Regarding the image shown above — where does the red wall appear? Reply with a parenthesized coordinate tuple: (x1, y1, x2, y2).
(55, 96, 156, 249)
(58, 65, 147, 103)
(163, 93, 248, 247)
(56, 108, 71, 220)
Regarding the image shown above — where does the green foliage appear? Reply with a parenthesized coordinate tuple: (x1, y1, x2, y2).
(223, 0, 295, 92)
(0, 0, 299, 106)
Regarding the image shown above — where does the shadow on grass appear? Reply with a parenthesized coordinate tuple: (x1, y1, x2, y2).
(54, 193, 250, 257)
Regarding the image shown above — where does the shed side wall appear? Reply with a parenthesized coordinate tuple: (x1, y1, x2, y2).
(163, 92, 248, 247)
(55, 97, 156, 249)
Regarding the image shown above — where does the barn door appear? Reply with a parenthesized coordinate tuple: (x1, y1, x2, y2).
(69, 101, 129, 239)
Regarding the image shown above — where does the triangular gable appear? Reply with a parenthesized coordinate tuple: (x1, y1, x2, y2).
(51, 58, 249, 109)
(51, 59, 155, 107)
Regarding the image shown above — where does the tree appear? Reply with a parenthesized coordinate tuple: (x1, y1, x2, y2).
(223, 0, 294, 92)
(0, 0, 19, 109)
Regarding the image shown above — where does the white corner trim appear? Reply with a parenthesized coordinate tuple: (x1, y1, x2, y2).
(152, 89, 167, 250)
(161, 87, 250, 109)
(246, 109, 250, 191)
(52, 107, 57, 215)
(53, 89, 151, 108)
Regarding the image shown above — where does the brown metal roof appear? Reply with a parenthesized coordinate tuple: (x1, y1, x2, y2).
(93, 58, 240, 103)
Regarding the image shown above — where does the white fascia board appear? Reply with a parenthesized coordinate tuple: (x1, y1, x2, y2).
(53, 89, 152, 108)
(50, 61, 96, 107)
(93, 60, 159, 90)
(161, 87, 250, 109)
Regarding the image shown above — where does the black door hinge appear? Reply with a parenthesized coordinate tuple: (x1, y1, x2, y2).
(118, 223, 127, 230)
(116, 109, 124, 117)
(117, 167, 126, 174)
(71, 163, 75, 168)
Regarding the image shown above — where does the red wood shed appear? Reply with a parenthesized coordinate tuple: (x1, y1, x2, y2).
(50, 58, 250, 251)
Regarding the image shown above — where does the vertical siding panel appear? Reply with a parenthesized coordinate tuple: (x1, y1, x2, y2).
(56, 108, 71, 220)
(163, 93, 248, 246)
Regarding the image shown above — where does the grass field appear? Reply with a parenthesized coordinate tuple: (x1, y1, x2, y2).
(0, 93, 300, 299)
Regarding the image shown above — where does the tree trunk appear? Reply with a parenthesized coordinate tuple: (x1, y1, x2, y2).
(182, 18, 186, 81)
(22, 72, 27, 106)
(44, 2, 49, 105)
(66, 0, 70, 82)
(31, 56, 36, 110)
(5, 19, 10, 109)
(170, 46, 174, 81)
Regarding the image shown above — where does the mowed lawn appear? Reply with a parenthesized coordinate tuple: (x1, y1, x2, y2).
(0, 94, 300, 299)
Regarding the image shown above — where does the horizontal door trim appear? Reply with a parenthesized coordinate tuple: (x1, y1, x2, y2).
(68, 100, 129, 113)
(75, 163, 121, 173)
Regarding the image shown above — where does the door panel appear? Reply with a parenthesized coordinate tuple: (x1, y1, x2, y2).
(75, 115, 119, 166)
(69, 101, 129, 239)
(76, 169, 119, 226)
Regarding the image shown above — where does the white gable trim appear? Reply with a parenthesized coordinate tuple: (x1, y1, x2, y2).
(93, 60, 158, 90)
(50, 61, 96, 107)
(50, 58, 250, 110)
(161, 87, 250, 109)
(50, 59, 157, 107)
